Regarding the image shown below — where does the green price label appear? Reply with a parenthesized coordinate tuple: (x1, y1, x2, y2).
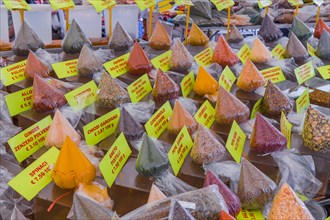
(0, 60, 27, 86)
(211, 0, 234, 11)
(194, 100, 215, 128)
(48, 0, 75, 10)
(288, 0, 303, 6)
(180, 71, 195, 97)
(151, 50, 172, 72)
(5, 86, 33, 116)
(3, 0, 31, 10)
(237, 43, 251, 64)
(317, 65, 330, 80)
(225, 121, 246, 163)
(88, 0, 116, 13)
(103, 53, 130, 78)
(52, 59, 78, 79)
(258, 0, 272, 8)
(175, 0, 194, 5)
(307, 43, 317, 57)
(194, 47, 213, 67)
(280, 111, 292, 149)
(65, 80, 98, 110)
(250, 98, 263, 119)
(219, 66, 236, 92)
(127, 74, 152, 103)
(294, 61, 315, 85)
(260, 66, 286, 83)
(296, 88, 310, 113)
(136, 0, 156, 11)
(236, 209, 265, 220)
(271, 44, 285, 60)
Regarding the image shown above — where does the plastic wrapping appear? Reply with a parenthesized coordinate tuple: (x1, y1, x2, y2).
(168, 100, 197, 135)
(271, 150, 322, 199)
(0, 93, 12, 123)
(67, 182, 114, 220)
(170, 97, 199, 116)
(237, 158, 277, 209)
(152, 69, 180, 103)
(213, 35, 239, 68)
(34, 48, 61, 71)
(237, 59, 265, 92)
(215, 86, 250, 125)
(12, 21, 44, 56)
(52, 136, 96, 189)
(193, 66, 218, 96)
(249, 38, 273, 63)
(190, 0, 212, 19)
(204, 63, 222, 81)
(62, 19, 92, 54)
(127, 41, 153, 75)
(267, 183, 315, 220)
(302, 106, 330, 152)
(313, 18, 330, 39)
(316, 30, 330, 59)
(119, 107, 144, 141)
(135, 134, 169, 177)
(24, 50, 49, 80)
(120, 100, 155, 124)
(147, 184, 166, 204)
(259, 15, 283, 42)
(44, 77, 81, 93)
(149, 21, 172, 50)
(170, 38, 194, 72)
(77, 44, 102, 76)
(309, 89, 330, 108)
(284, 32, 309, 62)
(96, 72, 130, 109)
(168, 200, 196, 220)
(190, 124, 226, 164)
(108, 22, 133, 51)
(266, 58, 298, 82)
(79, 143, 104, 177)
(204, 171, 241, 216)
(187, 22, 209, 46)
(291, 17, 312, 44)
(122, 185, 228, 220)
(228, 25, 244, 43)
(93, 48, 114, 64)
(0, 121, 21, 148)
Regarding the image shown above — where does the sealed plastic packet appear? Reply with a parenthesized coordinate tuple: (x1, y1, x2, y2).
(170, 97, 199, 116)
(213, 35, 239, 68)
(119, 107, 145, 141)
(259, 15, 283, 43)
(316, 30, 330, 59)
(12, 21, 44, 56)
(228, 25, 244, 44)
(237, 59, 266, 92)
(0, 93, 13, 123)
(24, 50, 49, 80)
(204, 63, 223, 81)
(152, 69, 180, 103)
(77, 44, 103, 76)
(108, 22, 134, 51)
(34, 48, 61, 70)
(168, 200, 196, 220)
(120, 100, 155, 124)
(127, 41, 153, 75)
(313, 18, 330, 39)
(284, 32, 308, 62)
(79, 142, 104, 177)
(170, 38, 194, 72)
(187, 22, 209, 46)
(193, 66, 218, 96)
(215, 86, 250, 125)
(62, 19, 92, 54)
(149, 21, 172, 50)
(249, 38, 273, 63)
(147, 184, 167, 204)
(290, 16, 312, 44)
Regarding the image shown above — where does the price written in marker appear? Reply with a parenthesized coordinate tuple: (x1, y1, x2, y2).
(194, 47, 213, 67)
(48, 0, 75, 10)
(258, 0, 272, 8)
(317, 65, 330, 80)
(250, 98, 263, 119)
(145, 101, 173, 138)
(226, 121, 246, 163)
(294, 61, 315, 85)
(219, 66, 236, 92)
(99, 133, 131, 188)
(280, 111, 292, 149)
(103, 53, 130, 78)
(52, 59, 78, 79)
(211, 0, 234, 11)
(2, 0, 31, 10)
(237, 44, 251, 64)
(5, 87, 33, 116)
(83, 108, 120, 145)
(65, 80, 98, 110)
(296, 88, 310, 113)
(88, 0, 116, 13)
(0, 60, 27, 86)
(236, 209, 265, 220)
(260, 66, 286, 83)
(194, 100, 215, 128)
(8, 147, 60, 201)
(136, 0, 155, 11)
(168, 126, 194, 176)
(271, 44, 285, 60)
(151, 50, 172, 72)
(307, 43, 317, 57)
(180, 71, 195, 97)
(127, 74, 152, 103)
(8, 116, 52, 163)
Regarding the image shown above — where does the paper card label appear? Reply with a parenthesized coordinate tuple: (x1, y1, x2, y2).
(8, 116, 52, 163)
(317, 65, 330, 80)
(99, 133, 131, 188)
(313, 0, 324, 6)
(88, 0, 116, 13)
(326, 217, 330, 220)
(168, 126, 194, 176)
(226, 121, 246, 163)
(145, 101, 173, 138)
(211, 0, 234, 11)
(136, 0, 155, 11)
(296, 88, 310, 113)
(83, 108, 120, 145)
(258, 0, 272, 8)
(296, 192, 308, 202)
(3, 0, 31, 10)
(307, 43, 317, 57)
(288, 0, 303, 6)
(103, 53, 130, 78)
(294, 61, 315, 85)
(250, 98, 263, 119)
(65, 80, 98, 110)
(237, 44, 251, 64)
(219, 66, 236, 92)
(151, 50, 172, 72)
(260, 66, 286, 83)
(127, 74, 152, 103)
(271, 44, 285, 60)
(280, 111, 292, 149)
(180, 71, 195, 97)
(8, 147, 60, 201)
(194, 47, 213, 67)
(52, 59, 78, 79)
(194, 100, 215, 128)
(5, 86, 33, 116)
(236, 209, 265, 220)
(0, 60, 27, 86)
(175, 0, 194, 5)
(48, 0, 75, 10)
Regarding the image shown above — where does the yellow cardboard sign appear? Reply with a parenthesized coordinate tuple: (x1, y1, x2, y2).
(99, 133, 132, 188)
(288, 0, 303, 6)
(226, 121, 246, 163)
(145, 101, 173, 138)
(83, 108, 120, 145)
(250, 98, 263, 119)
(194, 47, 213, 67)
(258, 0, 272, 8)
(236, 209, 265, 220)
(296, 88, 310, 113)
(180, 71, 195, 97)
(260, 66, 286, 83)
(88, 0, 116, 13)
(52, 59, 78, 79)
(48, 0, 75, 10)
(136, 0, 156, 11)
(168, 126, 194, 176)
(8, 116, 52, 163)
(219, 66, 236, 92)
(103, 53, 130, 78)
(296, 192, 308, 202)
(211, 0, 234, 11)
(0, 60, 27, 86)
(127, 74, 152, 103)
(317, 65, 330, 80)
(3, 0, 31, 10)
(5, 86, 33, 116)
(271, 44, 285, 60)
(194, 100, 215, 128)
(8, 147, 60, 201)
(151, 50, 172, 72)
(294, 61, 315, 85)
(307, 43, 317, 57)
(175, 0, 194, 5)
(65, 80, 98, 110)
(237, 44, 251, 64)
(280, 111, 292, 149)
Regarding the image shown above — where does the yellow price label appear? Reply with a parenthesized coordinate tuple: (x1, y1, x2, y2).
(237, 43, 251, 64)
(288, 0, 303, 6)
(194, 47, 213, 67)
(317, 65, 330, 80)
(180, 71, 195, 97)
(280, 111, 292, 149)
(236, 209, 265, 220)
(65, 80, 98, 110)
(2, 0, 31, 10)
(258, 0, 272, 8)
(219, 66, 236, 92)
(271, 44, 285, 60)
(225, 121, 246, 163)
(151, 50, 172, 72)
(52, 59, 78, 79)
(88, 0, 116, 13)
(294, 61, 315, 85)
(307, 43, 317, 57)
(5, 86, 33, 116)
(250, 98, 263, 119)
(127, 74, 152, 103)
(260, 66, 286, 83)
(296, 192, 308, 202)
(136, 0, 156, 11)
(296, 88, 310, 113)
(48, 0, 75, 10)
(175, 0, 194, 5)
(103, 53, 130, 78)
(194, 100, 215, 128)
(211, 0, 234, 11)
(0, 60, 27, 86)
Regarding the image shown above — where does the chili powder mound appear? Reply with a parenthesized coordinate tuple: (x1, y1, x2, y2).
(213, 35, 239, 68)
(25, 50, 49, 80)
(127, 41, 153, 75)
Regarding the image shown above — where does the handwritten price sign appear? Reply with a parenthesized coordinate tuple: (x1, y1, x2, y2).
(103, 53, 130, 78)
(0, 60, 27, 86)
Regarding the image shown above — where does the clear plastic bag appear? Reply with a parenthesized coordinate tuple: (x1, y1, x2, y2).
(228, 25, 244, 44)
(0, 93, 12, 123)
(187, 22, 209, 46)
(77, 44, 103, 76)
(249, 38, 273, 64)
(93, 48, 114, 64)
(237, 59, 266, 92)
(119, 107, 145, 141)
(313, 18, 330, 39)
(291, 17, 312, 43)
(44, 77, 82, 93)
(79, 143, 104, 177)
(271, 150, 322, 199)
(120, 100, 155, 124)
(108, 22, 133, 51)
(24, 50, 49, 80)
(240, 115, 279, 139)
(34, 48, 61, 71)
(122, 185, 228, 220)
(284, 32, 308, 63)
(168, 200, 196, 220)
(205, 63, 223, 81)
(213, 35, 239, 68)
(127, 42, 153, 75)
(259, 15, 283, 43)
(193, 66, 218, 96)
(152, 69, 180, 103)
(316, 30, 330, 59)
(266, 58, 298, 82)
(170, 38, 194, 72)
(190, 0, 212, 19)
(170, 97, 199, 116)
(149, 21, 172, 50)
(147, 184, 166, 204)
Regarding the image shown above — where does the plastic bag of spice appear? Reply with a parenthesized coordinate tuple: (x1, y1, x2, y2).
(316, 30, 330, 59)
(228, 25, 244, 44)
(193, 66, 219, 96)
(108, 22, 134, 51)
(291, 17, 312, 44)
(168, 200, 196, 220)
(149, 21, 172, 50)
(24, 50, 49, 80)
(0, 94, 12, 123)
(314, 18, 330, 39)
(120, 100, 155, 124)
(259, 15, 283, 43)
(170, 38, 194, 72)
(127, 42, 153, 75)
(34, 48, 61, 71)
(0, 121, 21, 152)
(122, 185, 228, 220)
(119, 107, 145, 141)
(266, 58, 298, 82)
(187, 22, 209, 46)
(152, 69, 180, 104)
(249, 38, 273, 64)
(237, 59, 266, 92)
(213, 35, 239, 68)
(77, 44, 103, 76)
(170, 97, 199, 116)
(79, 143, 104, 177)
(147, 184, 167, 204)
(284, 32, 308, 63)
